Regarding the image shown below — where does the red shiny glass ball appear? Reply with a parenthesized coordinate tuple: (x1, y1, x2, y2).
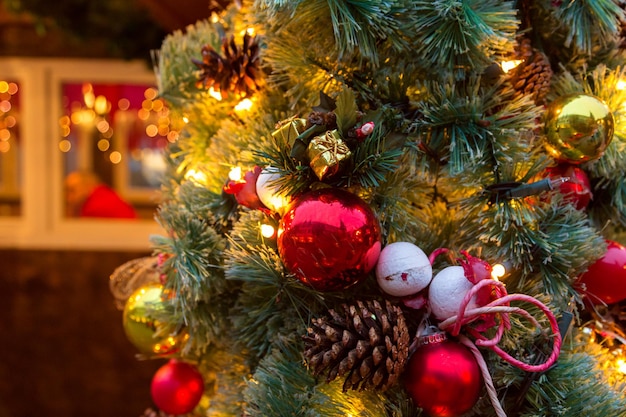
(578, 240, 626, 305)
(150, 360, 204, 415)
(277, 188, 382, 292)
(404, 339, 482, 417)
(543, 164, 592, 210)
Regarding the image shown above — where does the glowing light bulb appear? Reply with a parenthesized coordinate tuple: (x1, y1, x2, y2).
(618, 80, 626, 90)
(491, 263, 506, 280)
(209, 87, 222, 101)
(260, 224, 275, 238)
(617, 359, 626, 374)
(234, 98, 253, 112)
(229, 166, 242, 182)
(500, 59, 523, 74)
(185, 168, 207, 183)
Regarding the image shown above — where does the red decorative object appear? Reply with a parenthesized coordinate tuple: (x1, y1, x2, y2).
(543, 164, 592, 210)
(277, 188, 382, 291)
(577, 240, 626, 305)
(223, 166, 264, 210)
(404, 333, 482, 417)
(151, 359, 204, 415)
(355, 121, 375, 140)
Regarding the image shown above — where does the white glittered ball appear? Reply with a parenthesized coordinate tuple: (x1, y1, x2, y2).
(375, 242, 432, 297)
(256, 167, 291, 213)
(429, 265, 477, 321)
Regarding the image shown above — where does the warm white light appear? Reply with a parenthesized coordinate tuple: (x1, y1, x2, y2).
(229, 166, 242, 182)
(58, 139, 71, 152)
(109, 151, 122, 164)
(269, 195, 289, 212)
(234, 98, 253, 112)
(617, 359, 626, 374)
(144, 87, 158, 100)
(491, 263, 506, 280)
(94, 95, 109, 115)
(208, 87, 222, 101)
(97, 139, 110, 151)
(185, 168, 207, 183)
(500, 59, 523, 74)
(260, 224, 275, 238)
(618, 80, 626, 90)
(182, 116, 190, 123)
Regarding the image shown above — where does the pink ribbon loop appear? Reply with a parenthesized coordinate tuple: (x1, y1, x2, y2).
(437, 278, 563, 417)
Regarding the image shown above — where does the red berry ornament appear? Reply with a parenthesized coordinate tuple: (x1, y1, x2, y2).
(277, 188, 381, 292)
(404, 331, 482, 417)
(577, 240, 626, 305)
(543, 164, 592, 210)
(151, 359, 204, 415)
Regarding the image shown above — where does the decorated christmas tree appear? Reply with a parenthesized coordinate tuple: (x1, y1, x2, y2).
(111, 1, 626, 416)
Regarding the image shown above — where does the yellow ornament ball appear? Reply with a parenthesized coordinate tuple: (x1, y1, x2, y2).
(122, 283, 184, 356)
(543, 93, 614, 164)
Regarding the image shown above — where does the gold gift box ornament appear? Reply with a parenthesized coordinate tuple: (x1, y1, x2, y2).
(307, 129, 351, 180)
(271, 117, 307, 147)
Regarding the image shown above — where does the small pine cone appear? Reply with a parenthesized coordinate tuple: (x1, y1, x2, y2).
(192, 32, 263, 98)
(307, 111, 337, 130)
(509, 38, 553, 106)
(303, 300, 410, 392)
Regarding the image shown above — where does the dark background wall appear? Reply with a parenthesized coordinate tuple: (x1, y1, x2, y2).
(0, 249, 165, 417)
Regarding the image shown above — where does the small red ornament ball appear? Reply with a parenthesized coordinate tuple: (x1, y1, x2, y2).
(277, 188, 382, 292)
(543, 164, 592, 210)
(151, 359, 204, 415)
(577, 240, 626, 305)
(404, 336, 482, 417)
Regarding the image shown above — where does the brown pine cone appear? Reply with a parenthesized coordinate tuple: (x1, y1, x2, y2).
(193, 32, 263, 98)
(509, 38, 553, 106)
(303, 300, 410, 392)
(307, 110, 337, 130)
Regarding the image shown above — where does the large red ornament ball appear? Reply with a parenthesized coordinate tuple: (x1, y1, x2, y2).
(404, 335, 482, 417)
(151, 359, 204, 415)
(277, 188, 382, 292)
(543, 164, 592, 210)
(577, 240, 626, 305)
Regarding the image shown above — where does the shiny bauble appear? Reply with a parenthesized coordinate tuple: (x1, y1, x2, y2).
(404, 335, 482, 417)
(151, 359, 204, 415)
(543, 164, 592, 210)
(375, 242, 432, 297)
(543, 94, 614, 164)
(256, 167, 292, 214)
(429, 266, 479, 321)
(123, 283, 183, 356)
(577, 240, 626, 305)
(277, 188, 382, 292)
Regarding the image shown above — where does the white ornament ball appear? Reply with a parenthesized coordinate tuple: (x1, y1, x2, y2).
(256, 167, 291, 213)
(375, 242, 432, 297)
(429, 265, 477, 321)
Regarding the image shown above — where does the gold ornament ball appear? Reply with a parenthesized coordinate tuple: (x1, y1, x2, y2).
(543, 93, 614, 164)
(122, 283, 184, 356)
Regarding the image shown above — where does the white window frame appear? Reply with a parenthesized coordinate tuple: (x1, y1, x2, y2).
(0, 58, 165, 251)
